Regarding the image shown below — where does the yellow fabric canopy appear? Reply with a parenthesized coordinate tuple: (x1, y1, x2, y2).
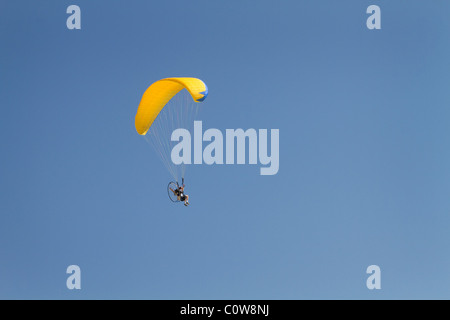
(135, 77, 208, 135)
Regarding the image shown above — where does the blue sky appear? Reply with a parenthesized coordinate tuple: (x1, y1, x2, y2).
(1, 0, 450, 299)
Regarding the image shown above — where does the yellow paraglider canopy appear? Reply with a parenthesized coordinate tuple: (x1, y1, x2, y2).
(135, 77, 208, 135)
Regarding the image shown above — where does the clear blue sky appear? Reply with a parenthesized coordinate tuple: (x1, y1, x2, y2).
(1, 0, 450, 299)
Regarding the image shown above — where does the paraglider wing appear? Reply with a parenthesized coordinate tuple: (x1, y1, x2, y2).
(135, 77, 208, 135)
